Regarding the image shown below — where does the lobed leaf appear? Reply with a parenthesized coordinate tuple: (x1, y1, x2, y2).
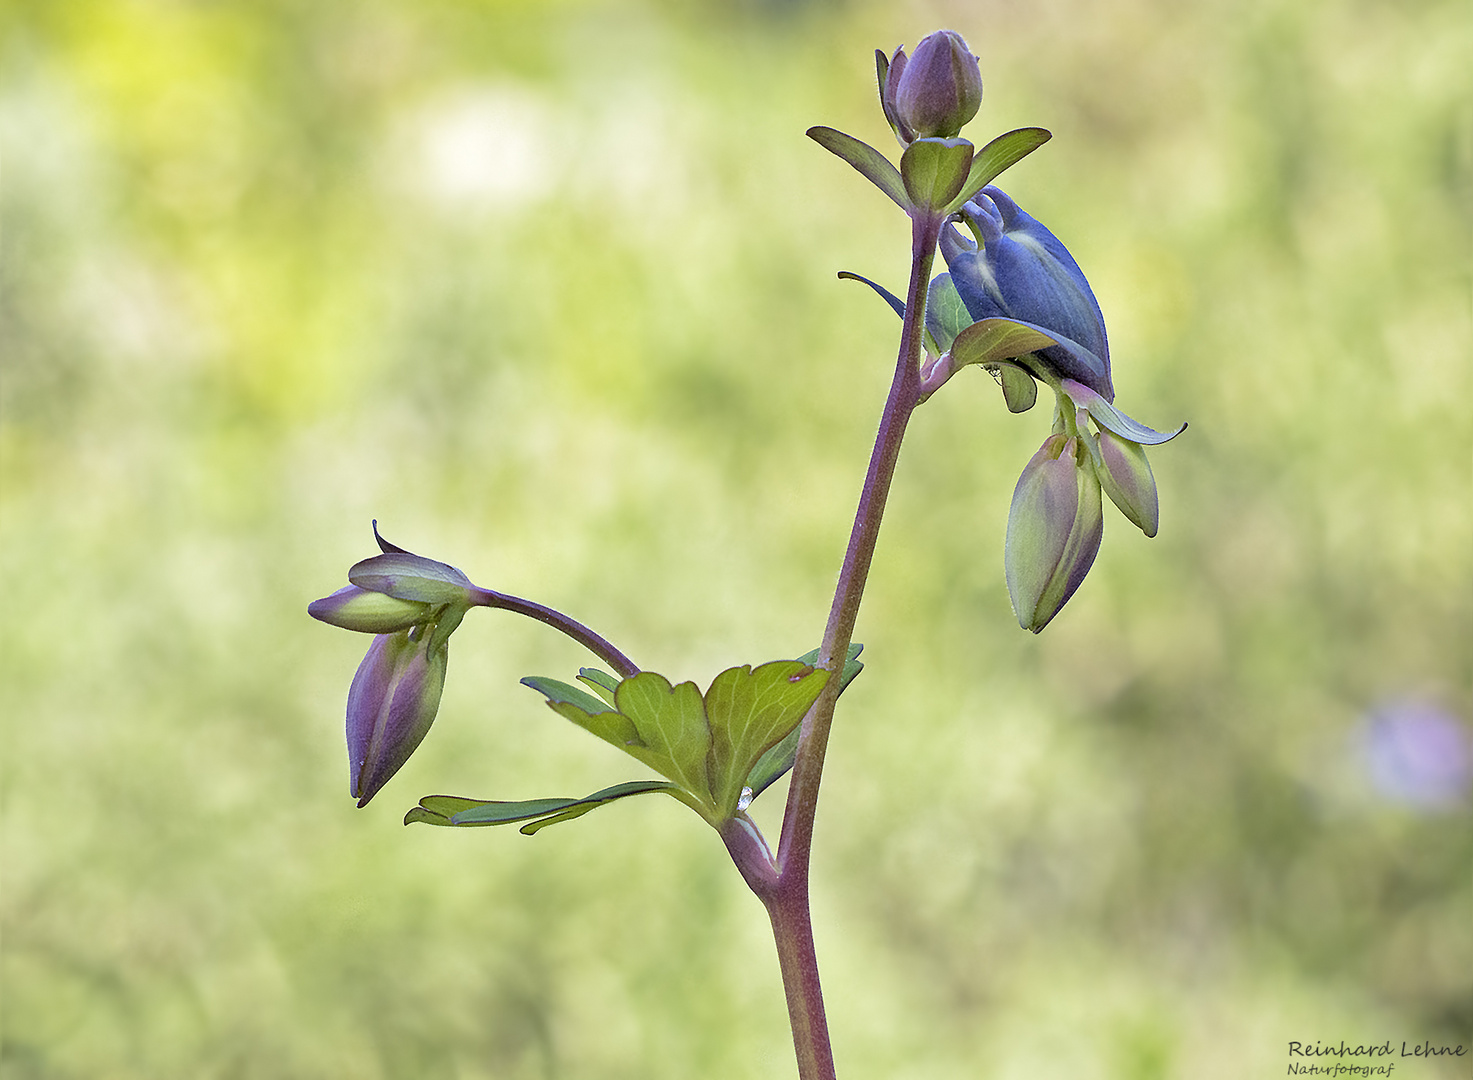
(615, 673, 715, 807)
(576, 666, 621, 706)
(704, 661, 829, 817)
(521, 675, 643, 750)
(744, 644, 865, 800)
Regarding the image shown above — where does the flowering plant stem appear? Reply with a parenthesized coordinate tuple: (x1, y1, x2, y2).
(725, 211, 943, 1080)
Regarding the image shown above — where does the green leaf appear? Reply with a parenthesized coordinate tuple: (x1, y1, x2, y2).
(576, 667, 620, 706)
(806, 126, 911, 211)
(950, 317, 1059, 369)
(944, 127, 1052, 213)
(900, 137, 974, 211)
(996, 362, 1039, 413)
(837, 271, 906, 320)
(404, 780, 683, 832)
(1060, 378, 1187, 445)
(745, 644, 865, 800)
(615, 673, 715, 806)
(704, 661, 829, 817)
(924, 273, 971, 354)
(521, 675, 644, 751)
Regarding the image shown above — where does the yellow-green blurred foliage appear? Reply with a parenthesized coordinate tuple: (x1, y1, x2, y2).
(3, 0, 1470, 1076)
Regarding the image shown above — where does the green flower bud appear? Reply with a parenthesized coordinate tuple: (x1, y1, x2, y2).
(1091, 427, 1159, 537)
(1005, 434, 1104, 633)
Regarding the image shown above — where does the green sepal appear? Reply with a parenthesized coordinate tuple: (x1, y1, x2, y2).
(924, 273, 971, 354)
(404, 780, 686, 834)
(943, 127, 1053, 214)
(806, 126, 911, 211)
(744, 644, 865, 801)
(900, 137, 974, 212)
(704, 661, 829, 818)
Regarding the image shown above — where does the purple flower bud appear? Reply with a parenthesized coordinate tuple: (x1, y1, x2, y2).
(941, 186, 1114, 401)
(1005, 434, 1104, 632)
(892, 31, 982, 140)
(346, 628, 449, 807)
(308, 585, 433, 634)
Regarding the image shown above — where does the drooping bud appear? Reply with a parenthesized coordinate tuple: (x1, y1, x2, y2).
(893, 31, 982, 140)
(308, 585, 433, 634)
(1091, 428, 1159, 537)
(346, 628, 449, 807)
(1005, 435, 1104, 633)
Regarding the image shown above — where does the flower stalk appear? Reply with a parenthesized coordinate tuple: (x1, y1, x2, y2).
(756, 208, 944, 1080)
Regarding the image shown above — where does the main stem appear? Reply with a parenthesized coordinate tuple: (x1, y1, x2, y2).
(748, 210, 942, 1080)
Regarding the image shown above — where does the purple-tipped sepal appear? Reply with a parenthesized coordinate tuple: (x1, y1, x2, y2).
(1005, 434, 1104, 633)
(346, 627, 450, 808)
(941, 186, 1114, 401)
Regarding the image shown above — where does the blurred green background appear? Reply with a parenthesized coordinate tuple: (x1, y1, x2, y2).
(3, 0, 1470, 1077)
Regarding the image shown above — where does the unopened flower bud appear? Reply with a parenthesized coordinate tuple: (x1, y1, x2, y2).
(893, 30, 982, 140)
(1091, 428, 1159, 537)
(1005, 434, 1104, 633)
(348, 551, 474, 607)
(308, 585, 432, 633)
(347, 628, 449, 807)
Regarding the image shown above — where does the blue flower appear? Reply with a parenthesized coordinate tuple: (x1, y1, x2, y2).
(940, 186, 1114, 401)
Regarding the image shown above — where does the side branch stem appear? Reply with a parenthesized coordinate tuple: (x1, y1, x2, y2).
(471, 587, 641, 679)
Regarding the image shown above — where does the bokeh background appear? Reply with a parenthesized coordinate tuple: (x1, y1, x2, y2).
(3, 0, 1470, 1077)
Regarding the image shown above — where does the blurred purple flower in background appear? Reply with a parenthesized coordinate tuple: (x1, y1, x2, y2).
(1362, 699, 1471, 810)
